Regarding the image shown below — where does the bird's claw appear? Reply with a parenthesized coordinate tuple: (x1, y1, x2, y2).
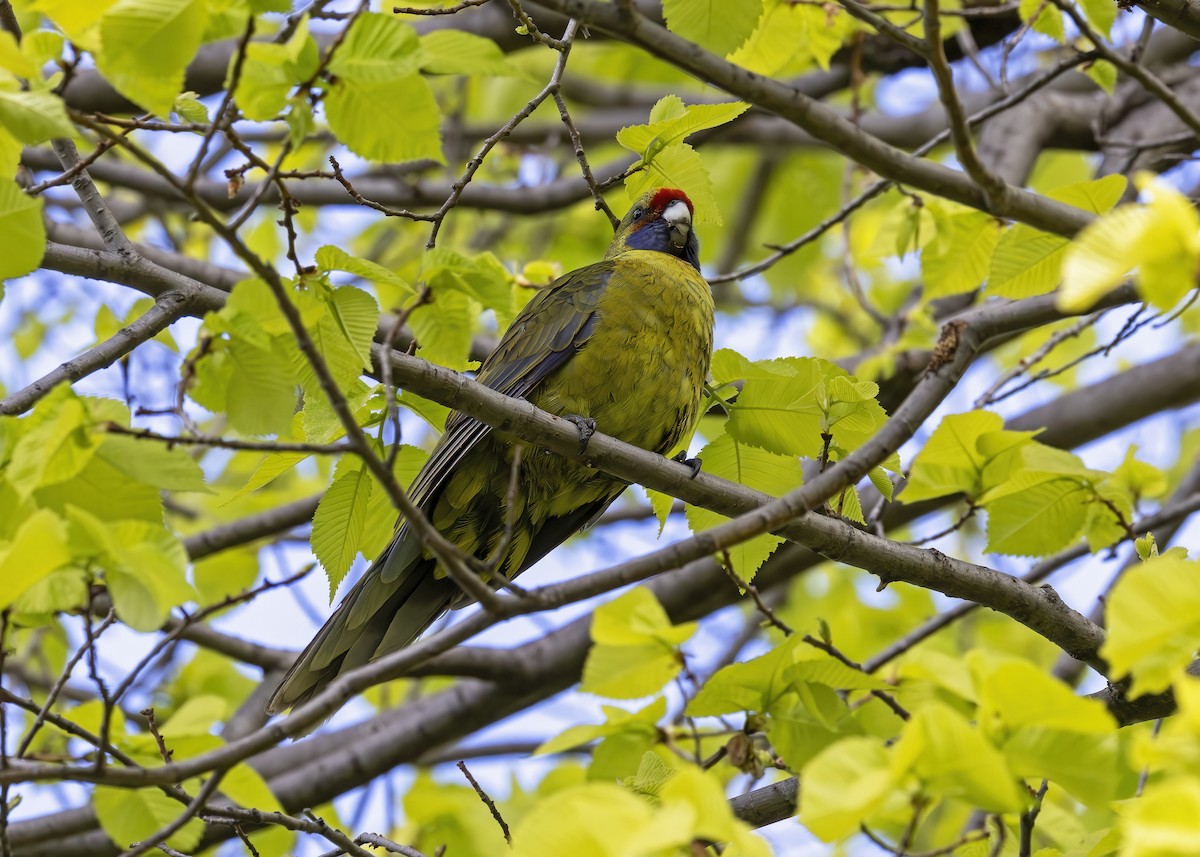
(566, 415, 597, 454)
(671, 450, 702, 479)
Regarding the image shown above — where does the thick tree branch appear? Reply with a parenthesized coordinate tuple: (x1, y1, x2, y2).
(536, 0, 1095, 237)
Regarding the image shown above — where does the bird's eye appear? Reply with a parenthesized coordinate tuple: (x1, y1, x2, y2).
(632, 206, 646, 220)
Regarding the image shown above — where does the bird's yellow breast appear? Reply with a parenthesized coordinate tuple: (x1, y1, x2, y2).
(531, 250, 714, 455)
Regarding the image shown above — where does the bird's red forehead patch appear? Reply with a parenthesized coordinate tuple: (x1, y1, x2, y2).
(651, 187, 693, 214)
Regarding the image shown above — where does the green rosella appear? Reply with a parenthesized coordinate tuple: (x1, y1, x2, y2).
(268, 188, 714, 713)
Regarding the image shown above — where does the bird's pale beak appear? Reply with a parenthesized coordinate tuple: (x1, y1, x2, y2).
(663, 199, 691, 249)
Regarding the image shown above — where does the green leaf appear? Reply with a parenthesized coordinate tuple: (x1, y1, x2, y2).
(97, 0, 208, 117)
(312, 458, 374, 598)
(160, 694, 227, 736)
(1119, 779, 1200, 857)
(328, 284, 380, 373)
(624, 142, 722, 225)
(684, 432, 801, 582)
(788, 654, 892, 692)
(1101, 555, 1200, 696)
(687, 636, 802, 716)
(68, 508, 195, 631)
(94, 435, 208, 492)
(193, 547, 259, 605)
(221, 762, 284, 814)
(422, 247, 513, 325)
(6, 393, 97, 497)
(32, 0, 117, 50)
(622, 750, 675, 797)
(970, 651, 1116, 734)
(581, 588, 697, 699)
(0, 89, 73, 142)
(1019, 0, 1064, 41)
(904, 410, 1003, 502)
(402, 771, 511, 857)
(989, 175, 1127, 299)
(922, 205, 1002, 297)
(316, 244, 415, 307)
(509, 782, 676, 857)
(968, 651, 1121, 805)
(1059, 175, 1200, 312)
(798, 736, 894, 841)
(1078, 0, 1116, 36)
(984, 473, 1090, 556)
(0, 509, 70, 609)
(0, 179, 45, 278)
(729, 0, 850, 74)
(658, 767, 770, 857)
(720, 354, 887, 460)
(1004, 728, 1123, 806)
(327, 13, 420, 83)
(418, 30, 522, 76)
(0, 29, 41, 79)
(94, 786, 204, 852)
(325, 73, 444, 165)
(34, 454, 163, 523)
(11, 568, 89, 616)
(616, 97, 749, 160)
(644, 487, 674, 536)
(226, 338, 299, 436)
(409, 287, 474, 370)
(1084, 59, 1117, 94)
(891, 702, 1024, 813)
(232, 16, 318, 121)
(537, 697, 665, 755)
(662, 0, 763, 56)
(360, 443, 428, 558)
(768, 685, 858, 768)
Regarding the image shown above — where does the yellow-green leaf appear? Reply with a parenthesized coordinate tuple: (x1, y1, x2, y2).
(0, 89, 73, 142)
(1101, 555, 1200, 696)
(798, 736, 894, 841)
(325, 73, 444, 165)
(1059, 176, 1200, 312)
(0, 180, 45, 278)
(0, 509, 70, 609)
(94, 786, 204, 852)
(312, 458, 373, 598)
(97, 0, 208, 117)
(989, 175, 1126, 299)
(662, 0, 762, 56)
(684, 431, 801, 582)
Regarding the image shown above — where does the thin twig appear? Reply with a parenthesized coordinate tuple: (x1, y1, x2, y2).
(924, 0, 1008, 211)
(426, 18, 580, 247)
(974, 312, 1105, 408)
(103, 423, 353, 455)
(0, 293, 190, 417)
(394, 0, 491, 13)
(456, 760, 511, 844)
(552, 90, 619, 228)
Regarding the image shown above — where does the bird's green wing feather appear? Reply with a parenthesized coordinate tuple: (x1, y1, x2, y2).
(377, 260, 615, 583)
(388, 262, 613, 513)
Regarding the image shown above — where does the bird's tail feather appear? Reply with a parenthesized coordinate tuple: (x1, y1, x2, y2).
(265, 556, 455, 715)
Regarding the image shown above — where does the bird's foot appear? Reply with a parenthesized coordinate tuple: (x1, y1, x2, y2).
(671, 450, 702, 479)
(565, 414, 597, 454)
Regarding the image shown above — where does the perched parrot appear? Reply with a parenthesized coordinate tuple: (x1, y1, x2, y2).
(267, 188, 714, 713)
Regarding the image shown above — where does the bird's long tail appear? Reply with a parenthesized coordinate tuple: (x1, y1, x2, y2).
(265, 547, 456, 715)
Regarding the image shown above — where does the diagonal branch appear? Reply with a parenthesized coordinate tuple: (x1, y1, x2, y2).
(0, 292, 190, 416)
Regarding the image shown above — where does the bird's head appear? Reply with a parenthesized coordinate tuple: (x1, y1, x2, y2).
(606, 188, 700, 271)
